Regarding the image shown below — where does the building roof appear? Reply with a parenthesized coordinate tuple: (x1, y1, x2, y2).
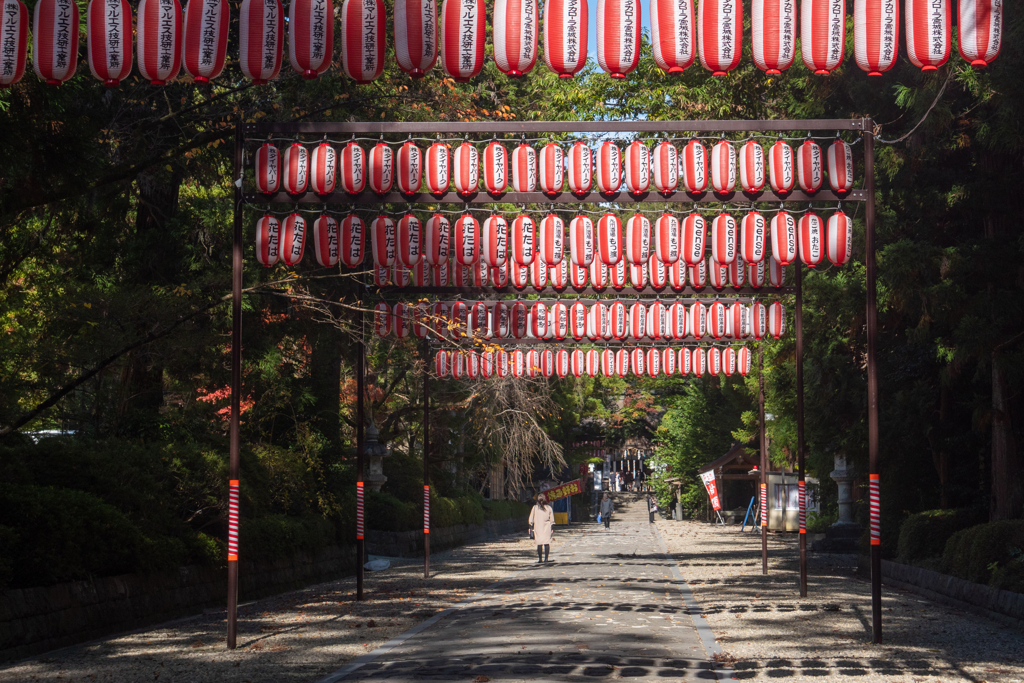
(699, 443, 760, 476)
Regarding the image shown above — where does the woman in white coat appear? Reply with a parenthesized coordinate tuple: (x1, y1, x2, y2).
(528, 493, 555, 563)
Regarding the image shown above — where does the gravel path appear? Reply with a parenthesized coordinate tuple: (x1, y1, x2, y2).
(656, 517, 1024, 682)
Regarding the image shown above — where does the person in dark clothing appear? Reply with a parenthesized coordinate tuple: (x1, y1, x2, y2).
(599, 493, 614, 529)
(648, 495, 658, 523)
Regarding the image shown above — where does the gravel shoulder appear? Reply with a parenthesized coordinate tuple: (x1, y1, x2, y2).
(656, 518, 1024, 682)
(0, 530, 545, 683)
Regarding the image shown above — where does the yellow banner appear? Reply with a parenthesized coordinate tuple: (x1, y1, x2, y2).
(540, 479, 583, 503)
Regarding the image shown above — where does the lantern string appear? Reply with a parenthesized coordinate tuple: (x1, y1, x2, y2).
(244, 202, 825, 217)
(243, 133, 863, 147)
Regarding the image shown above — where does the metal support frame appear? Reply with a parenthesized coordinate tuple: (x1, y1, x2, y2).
(227, 118, 880, 648)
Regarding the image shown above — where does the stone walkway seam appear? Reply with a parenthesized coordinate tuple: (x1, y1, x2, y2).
(313, 573, 519, 683)
(652, 523, 736, 682)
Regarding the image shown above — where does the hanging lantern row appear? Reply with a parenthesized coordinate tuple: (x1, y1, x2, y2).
(252, 138, 856, 197)
(371, 299, 787, 341)
(252, 209, 854, 273)
(0, 0, 1001, 89)
(433, 345, 759, 380)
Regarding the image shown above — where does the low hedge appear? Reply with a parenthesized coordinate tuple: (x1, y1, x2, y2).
(897, 508, 986, 564)
(942, 520, 1024, 592)
(366, 491, 419, 532)
(482, 499, 533, 521)
(241, 514, 336, 559)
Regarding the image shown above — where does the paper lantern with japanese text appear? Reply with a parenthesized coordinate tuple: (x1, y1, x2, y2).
(611, 259, 628, 289)
(339, 214, 365, 267)
(768, 301, 786, 338)
(511, 144, 536, 192)
(651, 0, 695, 74)
(397, 214, 422, 266)
(509, 301, 528, 338)
(481, 214, 508, 266)
(600, 348, 615, 376)
(827, 140, 853, 194)
(747, 259, 766, 288)
(624, 141, 651, 194)
(801, 0, 845, 75)
(768, 254, 786, 287)
(434, 350, 451, 377)
(739, 347, 753, 375)
(585, 349, 599, 377)
(511, 349, 526, 377)
(392, 261, 412, 287)
(239, 0, 281, 84)
(529, 301, 548, 338)
(669, 259, 687, 289)
(595, 142, 622, 193)
(708, 347, 721, 376)
(662, 347, 677, 375)
(698, 0, 743, 75)
(483, 141, 508, 193)
(667, 301, 687, 338)
(468, 301, 488, 337)
(608, 301, 628, 339)
(425, 142, 450, 195)
(428, 302, 449, 336)
(312, 142, 339, 194)
(411, 301, 429, 337)
(681, 213, 706, 265)
(183, 0, 229, 83)
(569, 215, 595, 266)
(680, 347, 692, 374)
(493, 0, 538, 76)
(958, 0, 1002, 68)
(708, 258, 729, 288)
(372, 262, 389, 285)
(569, 261, 588, 288)
(740, 211, 767, 263)
(597, 0, 641, 77)
(647, 301, 667, 339)
(827, 211, 853, 265)
(628, 302, 647, 338)
(631, 348, 646, 376)
(652, 141, 679, 192)
(0, 0, 28, 88)
(480, 350, 495, 378)
(313, 215, 339, 267)
(371, 216, 397, 266)
(394, 0, 437, 77)
(739, 140, 766, 192)
(511, 214, 536, 265)
(412, 261, 430, 287)
(368, 142, 393, 193)
(749, 302, 768, 339)
(449, 300, 469, 337)
(906, 0, 950, 71)
(549, 301, 569, 339)
(855, 0, 899, 75)
(453, 142, 479, 195)
(453, 213, 479, 265)
(688, 259, 707, 287)
(282, 143, 308, 194)
(511, 263, 530, 289)
(629, 262, 648, 290)
(768, 140, 795, 193)
(689, 301, 706, 338)
(681, 140, 708, 192)
(544, 0, 588, 77)
(625, 214, 651, 265)
(588, 302, 607, 339)
(729, 301, 748, 338)
(441, 0, 485, 81)
(288, 0, 333, 79)
(590, 260, 608, 290)
(538, 214, 565, 265)
(597, 213, 623, 265)
(569, 302, 588, 339)
(692, 347, 706, 377)
(255, 144, 280, 194)
(770, 211, 797, 265)
(452, 351, 467, 379)
(723, 347, 736, 375)
(337, 142, 363, 193)
(710, 140, 736, 193)
(256, 216, 280, 266)
(33, 0, 80, 85)
(568, 142, 592, 194)
(796, 140, 823, 192)
(491, 300, 510, 337)
(751, 0, 796, 74)
(374, 302, 392, 338)
(341, 0, 385, 83)
(555, 349, 570, 378)
(431, 261, 451, 286)
(729, 254, 746, 288)
(654, 213, 680, 264)
(711, 212, 737, 265)
(396, 142, 422, 193)
(538, 143, 563, 194)
(393, 302, 412, 339)
(423, 214, 450, 265)
(549, 259, 569, 289)
(615, 349, 630, 377)
(798, 212, 825, 267)
(570, 348, 586, 377)
(496, 350, 510, 378)
(649, 254, 668, 288)
(84, 0, 132, 89)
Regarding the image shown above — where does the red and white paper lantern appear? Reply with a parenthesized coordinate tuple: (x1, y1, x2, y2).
(396, 142, 422, 194)
(597, 0, 641, 77)
(747, 259, 766, 288)
(729, 301, 748, 338)
(491, 301, 510, 337)
(392, 260, 412, 287)
(958, 0, 1002, 68)
(625, 214, 651, 265)
(454, 214, 479, 265)
(649, 254, 669, 288)
(906, 0, 950, 71)
(628, 302, 647, 338)
(651, 0, 696, 74)
(549, 301, 568, 339)
(256, 216, 280, 266)
(529, 258, 548, 289)
(570, 261, 588, 288)
(710, 140, 736, 193)
(630, 348, 646, 376)
(739, 140, 766, 193)
(647, 301, 667, 339)
(496, 350, 510, 378)
(0, 0, 28, 88)
(588, 302, 607, 339)
(826, 211, 853, 265)
(484, 142, 508, 193)
(543, 0, 588, 77)
(441, 0, 485, 81)
(669, 259, 687, 290)
(431, 261, 450, 286)
(528, 301, 548, 338)
(611, 259, 628, 289)
(87, 0, 132, 87)
(668, 301, 687, 338)
(768, 254, 786, 287)
(423, 214, 450, 265)
(615, 349, 630, 377)
(239, 0, 282, 84)
(600, 348, 615, 376)
(481, 214, 508, 266)
(367, 143, 394, 193)
(570, 348, 586, 377)
(741, 210, 767, 263)
(538, 214, 565, 265)
(282, 143, 309, 194)
(708, 347, 721, 376)
(689, 301, 707, 338)
(510, 144, 536, 192)
(608, 301, 628, 339)
(738, 346, 753, 376)
(184, 0, 229, 83)
(796, 141, 823, 193)
(569, 302, 588, 339)
(692, 347, 706, 376)
(729, 254, 746, 288)
(511, 263, 530, 288)
(751, 0, 796, 74)
(569, 215, 595, 267)
(770, 211, 797, 265)
(624, 141, 651, 194)
(801, 0, 845, 74)
(511, 349, 526, 377)
(689, 259, 707, 288)
(555, 349, 570, 378)
(337, 142, 366, 194)
(568, 142, 593, 194)
(453, 142, 480, 195)
(288, 0, 334, 79)
(798, 212, 824, 267)
(371, 216, 397, 266)
(768, 301, 786, 338)
(393, 302, 412, 339)
(585, 349, 599, 377)
(435, 350, 451, 377)
(630, 262, 648, 290)
(511, 214, 536, 265)
(394, 0, 437, 78)
(590, 260, 609, 290)
(723, 347, 736, 375)
(595, 142, 622, 193)
(538, 143, 564, 194)
(711, 212, 737, 265)
(33, 0, 80, 85)
(426, 142, 450, 195)
(698, 0, 743, 76)
(311, 142, 339, 194)
(681, 212, 706, 265)
(509, 302, 528, 338)
(828, 140, 854, 194)
(374, 302, 392, 337)
(597, 213, 623, 265)
(313, 215, 339, 267)
(652, 141, 679, 192)
(768, 140, 795, 194)
(681, 140, 708, 192)
(708, 258, 729, 288)
(549, 259, 569, 289)
(680, 347, 692, 374)
(339, 214, 365, 267)
(280, 214, 306, 265)
(480, 350, 495, 378)
(412, 302, 430, 338)
(749, 302, 767, 339)
(341, 0, 385, 83)
(255, 144, 280, 194)
(397, 213, 422, 266)
(854, 0, 899, 75)
(662, 347, 677, 375)
(655, 213, 680, 264)
(493, 0, 538, 76)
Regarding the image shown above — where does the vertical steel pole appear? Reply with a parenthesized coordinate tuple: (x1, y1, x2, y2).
(356, 321, 365, 601)
(423, 340, 431, 579)
(759, 342, 768, 575)
(864, 121, 882, 643)
(796, 262, 807, 598)
(226, 123, 243, 650)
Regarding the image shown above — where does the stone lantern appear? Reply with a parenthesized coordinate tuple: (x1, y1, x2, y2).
(364, 421, 390, 492)
(830, 452, 858, 528)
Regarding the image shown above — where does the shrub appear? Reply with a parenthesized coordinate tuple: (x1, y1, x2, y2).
(430, 493, 461, 529)
(241, 514, 336, 559)
(897, 508, 986, 565)
(943, 520, 1024, 587)
(456, 496, 484, 526)
(366, 490, 418, 532)
(482, 500, 513, 520)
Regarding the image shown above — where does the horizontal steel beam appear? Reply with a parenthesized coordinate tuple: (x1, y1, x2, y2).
(390, 297, 762, 305)
(426, 337, 752, 346)
(377, 286, 795, 296)
(246, 119, 867, 135)
(245, 189, 866, 205)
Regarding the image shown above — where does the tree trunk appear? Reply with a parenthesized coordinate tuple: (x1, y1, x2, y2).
(991, 351, 1023, 520)
(929, 380, 951, 509)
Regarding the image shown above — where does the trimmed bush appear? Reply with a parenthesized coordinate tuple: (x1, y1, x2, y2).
(897, 508, 986, 564)
(942, 520, 1024, 588)
(366, 491, 418, 532)
(457, 496, 484, 526)
(482, 500, 514, 520)
(242, 514, 336, 559)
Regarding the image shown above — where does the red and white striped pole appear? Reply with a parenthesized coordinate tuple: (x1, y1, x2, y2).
(355, 322, 365, 601)
(228, 481, 240, 560)
(227, 124, 243, 649)
(864, 121, 882, 643)
(758, 342, 768, 574)
(869, 474, 880, 546)
(796, 259, 808, 598)
(423, 338, 431, 579)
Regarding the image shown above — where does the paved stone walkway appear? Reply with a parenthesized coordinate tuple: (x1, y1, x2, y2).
(328, 495, 718, 682)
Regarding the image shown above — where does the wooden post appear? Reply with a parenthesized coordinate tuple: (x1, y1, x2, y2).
(759, 342, 768, 575)
(864, 121, 882, 643)
(356, 331, 365, 601)
(226, 123, 243, 650)
(796, 261, 807, 597)
(423, 340, 430, 579)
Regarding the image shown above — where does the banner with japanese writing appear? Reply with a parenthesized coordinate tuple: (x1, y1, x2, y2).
(699, 470, 721, 511)
(540, 479, 582, 503)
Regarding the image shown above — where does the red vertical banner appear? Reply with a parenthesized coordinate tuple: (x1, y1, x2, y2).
(760, 482, 767, 527)
(357, 481, 365, 540)
(798, 480, 806, 533)
(699, 470, 721, 510)
(869, 473, 880, 545)
(227, 480, 240, 560)
(423, 485, 430, 534)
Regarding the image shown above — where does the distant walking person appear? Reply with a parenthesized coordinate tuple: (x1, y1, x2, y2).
(529, 494, 555, 563)
(600, 493, 614, 529)
(648, 495, 658, 523)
